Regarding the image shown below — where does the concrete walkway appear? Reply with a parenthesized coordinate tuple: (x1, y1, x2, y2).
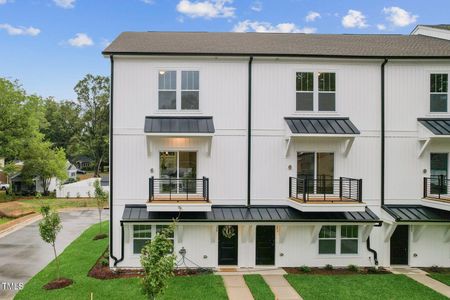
(0, 209, 106, 300)
(262, 275, 303, 300)
(222, 275, 254, 300)
(390, 267, 450, 298)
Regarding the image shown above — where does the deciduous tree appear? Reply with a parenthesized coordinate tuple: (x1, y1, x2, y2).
(39, 205, 62, 279)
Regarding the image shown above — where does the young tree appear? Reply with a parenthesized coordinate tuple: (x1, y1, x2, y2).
(93, 179, 108, 235)
(38, 205, 63, 279)
(21, 135, 68, 195)
(74, 74, 110, 177)
(140, 224, 176, 300)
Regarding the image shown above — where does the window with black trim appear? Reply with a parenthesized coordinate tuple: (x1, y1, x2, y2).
(318, 225, 358, 255)
(158, 70, 200, 110)
(296, 71, 336, 112)
(430, 73, 448, 112)
(133, 225, 152, 254)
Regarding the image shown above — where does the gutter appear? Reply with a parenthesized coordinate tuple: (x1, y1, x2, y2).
(366, 221, 382, 266)
(109, 55, 124, 267)
(247, 56, 253, 207)
(381, 59, 388, 206)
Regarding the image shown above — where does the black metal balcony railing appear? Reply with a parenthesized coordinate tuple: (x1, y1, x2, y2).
(289, 176, 363, 203)
(423, 176, 450, 202)
(149, 176, 209, 202)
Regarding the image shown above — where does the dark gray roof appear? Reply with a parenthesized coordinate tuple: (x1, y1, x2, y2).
(103, 32, 450, 58)
(418, 118, 450, 135)
(285, 117, 360, 135)
(144, 116, 215, 134)
(122, 205, 380, 223)
(384, 205, 450, 223)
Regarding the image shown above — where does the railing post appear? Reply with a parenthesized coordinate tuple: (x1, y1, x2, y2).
(423, 177, 427, 198)
(358, 179, 363, 202)
(289, 177, 292, 198)
(169, 177, 172, 201)
(186, 178, 189, 200)
(206, 178, 209, 201)
(439, 175, 444, 199)
(339, 177, 343, 200)
(303, 178, 307, 203)
(149, 176, 154, 201)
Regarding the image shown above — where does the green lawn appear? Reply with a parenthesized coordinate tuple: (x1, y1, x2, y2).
(285, 274, 447, 300)
(429, 273, 450, 286)
(244, 275, 274, 300)
(0, 217, 12, 225)
(17, 198, 99, 210)
(15, 221, 227, 300)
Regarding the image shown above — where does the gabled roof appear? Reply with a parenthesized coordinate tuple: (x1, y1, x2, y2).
(144, 116, 215, 134)
(422, 24, 450, 31)
(122, 204, 380, 223)
(418, 118, 450, 135)
(103, 32, 450, 58)
(285, 117, 360, 135)
(383, 205, 450, 223)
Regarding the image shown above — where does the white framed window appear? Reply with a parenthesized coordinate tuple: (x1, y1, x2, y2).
(158, 70, 200, 111)
(132, 224, 174, 255)
(430, 73, 448, 113)
(296, 71, 336, 112)
(318, 225, 359, 255)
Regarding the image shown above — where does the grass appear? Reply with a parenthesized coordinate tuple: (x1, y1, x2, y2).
(17, 198, 99, 210)
(244, 274, 274, 300)
(0, 216, 12, 225)
(428, 273, 450, 286)
(16, 221, 227, 300)
(285, 274, 447, 300)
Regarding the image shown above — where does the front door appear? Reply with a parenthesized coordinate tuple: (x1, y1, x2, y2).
(390, 225, 409, 265)
(256, 226, 275, 265)
(430, 153, 448, 194)
(218, 225, 238, 265)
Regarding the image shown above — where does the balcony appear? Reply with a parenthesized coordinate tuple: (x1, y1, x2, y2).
(288, 177, 366, 212)
(422, 176, 450, 211)
(146, 176, 212, 212)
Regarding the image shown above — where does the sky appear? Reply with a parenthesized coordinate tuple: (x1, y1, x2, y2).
(1, 0, 449, 101)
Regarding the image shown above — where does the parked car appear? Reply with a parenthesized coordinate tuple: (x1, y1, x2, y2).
(0, 183, 10, 191)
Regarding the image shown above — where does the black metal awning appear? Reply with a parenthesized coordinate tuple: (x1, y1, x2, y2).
(383, 205, 450, 223)
(122, 205, 380, 223)
(144, 116, 215, 134)
(285, 117, 360, 135)
(418, 118, 450, 135)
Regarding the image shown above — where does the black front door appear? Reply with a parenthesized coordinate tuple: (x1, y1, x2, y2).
(218, 225, 238, 265)
(256, 226, 275, 265)
(390, 225, 409, 265)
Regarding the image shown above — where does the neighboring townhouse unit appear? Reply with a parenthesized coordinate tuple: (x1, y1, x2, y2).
(104, 30, 450, 269)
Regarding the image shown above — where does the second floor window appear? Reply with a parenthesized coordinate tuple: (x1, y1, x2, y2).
(296, 72, 336, 112)
(430, 73, 448, 113)
(158, 70, 200, 110)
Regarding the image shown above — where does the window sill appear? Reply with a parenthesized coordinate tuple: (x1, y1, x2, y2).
(291, 111, 340, 116)
(154, 110, 203, 115)
(425, 112, 450, 117)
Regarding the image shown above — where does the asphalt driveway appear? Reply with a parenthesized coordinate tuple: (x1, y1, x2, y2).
(0, 209, 107, 299)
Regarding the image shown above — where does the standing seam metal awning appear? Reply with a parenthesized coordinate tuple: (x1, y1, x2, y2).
(285, 117, 360, 135)
(121, 205, 380, 223)
(383, 205, 450, 222)
(418, 118, 450, 135)
(144, 116, 215, 134)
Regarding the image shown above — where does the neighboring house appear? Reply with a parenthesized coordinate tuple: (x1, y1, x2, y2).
(105, 29, 450, 269)
(56, 177, 109, 198)
(74, 155, 94, 170)
(412, 24, 450, 40)
(67, 161, 78, 180)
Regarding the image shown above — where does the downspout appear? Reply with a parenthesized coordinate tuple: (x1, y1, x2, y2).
(381, 59, 388, 206)
(247, 56, 253, 207)
(366, 236, 379, 266)
(109, 55, 123, 266)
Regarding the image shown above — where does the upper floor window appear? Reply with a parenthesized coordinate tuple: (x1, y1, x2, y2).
(158, 70, 199, 110)
(296, 72, 336, 112)
(430, 73, 448, 113)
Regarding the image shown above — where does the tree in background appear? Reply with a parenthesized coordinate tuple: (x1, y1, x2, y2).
(93, 179, 108, 238)
(74, 74, 110, 177)
(21, 135, 68, 195)
(0, 78, 45, 161)
(41, 98, 82, 158)
(39, 205, 63, 279)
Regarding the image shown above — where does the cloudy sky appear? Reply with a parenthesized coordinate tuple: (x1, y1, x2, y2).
(1, 0, 449, 100)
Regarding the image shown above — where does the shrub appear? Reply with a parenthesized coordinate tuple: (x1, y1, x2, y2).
(100, 258, 109, 267)
(347, 264, 359, 272)
(367, 267, 379, 274)
(430, 265, 441, 273)
(324, 264, 333, 270)
(299, 265, 311, 273)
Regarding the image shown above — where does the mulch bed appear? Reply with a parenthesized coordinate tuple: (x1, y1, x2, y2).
(421, 267, 450, 274)
(284, 267, 391, 275)
(93, 233, 108, 240)
(43, 278, 73, 290)
(174, 268, 213, 276)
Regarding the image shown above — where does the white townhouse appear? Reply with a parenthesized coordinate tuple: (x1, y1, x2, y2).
(104, 28, 450, 269)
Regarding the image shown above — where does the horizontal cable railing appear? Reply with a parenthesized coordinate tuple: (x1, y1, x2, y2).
(149, 176, 209, 202)
(423, 176, 450, 201)
(289, 176, 362, 203)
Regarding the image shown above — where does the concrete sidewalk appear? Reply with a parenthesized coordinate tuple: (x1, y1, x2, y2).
(390, 267, 450, 298)
(263, 275, 303, 300)
(222, 275, 254, 300)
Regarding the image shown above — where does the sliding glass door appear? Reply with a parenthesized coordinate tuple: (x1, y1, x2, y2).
(430, 153, 448, 194)
(297, 152, 334, 194)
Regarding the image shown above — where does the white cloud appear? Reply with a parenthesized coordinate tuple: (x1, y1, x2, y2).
(383, 6, 417, 27)
(233, 20, 316, 34)
(0, 0, 8, 5)
(141, 0, 154, 4)
(342, 9, 368, 28)
(67, 33, 93, 47)
(176, 0, 235, 19)
(0, 24, 41, 36)
(53, 0, 75, 9)
(377, 24, 386, 31)
(305, 11, 320, 22)
(250, 1, 262, 12)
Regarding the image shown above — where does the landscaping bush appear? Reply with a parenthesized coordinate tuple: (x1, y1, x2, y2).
(347, 264, 359, 272)
(324, 264, 333, 270)
(299, 265, 311, 273)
